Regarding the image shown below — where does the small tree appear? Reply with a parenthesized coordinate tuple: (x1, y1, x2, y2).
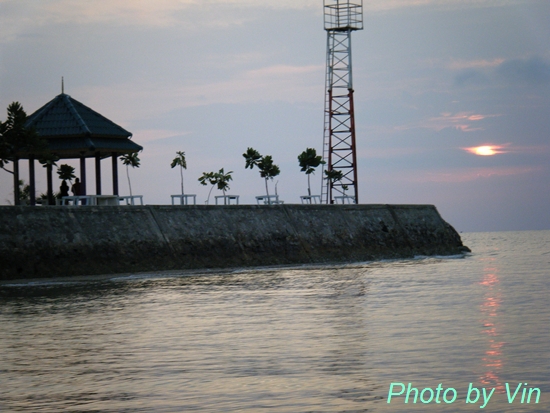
(10, 180, 31, 205)
(57, 164, 75, 200)
(243, 147, 262, 169)
(171, 151, 187, 195)
(1, 102, 48, 204)
(39, 154, 59, 205)
(57, 164, 76, 183)
(243, 147, 280, 203)
(325, 169, 343, 186)
(324, 169, 345, 203)
(20, 180, 31, 204)
(298, 147, 325, 196)
(198, 168, 233, 205)
(120, 152, 140, 197)
(0, 103, 28, 174)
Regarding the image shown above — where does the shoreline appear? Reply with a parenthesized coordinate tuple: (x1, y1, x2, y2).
(0, 253, 471, 286)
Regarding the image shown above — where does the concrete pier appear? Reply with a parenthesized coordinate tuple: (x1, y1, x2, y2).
(0, 204, 469, 280)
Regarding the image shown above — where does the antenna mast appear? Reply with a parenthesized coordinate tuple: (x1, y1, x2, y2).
(321, 0, 363, 204)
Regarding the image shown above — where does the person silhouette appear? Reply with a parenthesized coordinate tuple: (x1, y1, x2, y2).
(71, 178, 81, 196)
(59, 180, 69, 198)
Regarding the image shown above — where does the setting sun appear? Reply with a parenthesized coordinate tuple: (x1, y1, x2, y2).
(464, 145, 507, 156)
(475, 146, 496, 156)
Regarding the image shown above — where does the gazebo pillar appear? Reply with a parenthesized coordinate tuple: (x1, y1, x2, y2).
(80, 156, 87, 196)
(95, 152, 102, 195)
(29, 156, 36, 206)
(13, 157, 20, 206)
(112, 153, 119, 196)
(46, 163, 54, 205)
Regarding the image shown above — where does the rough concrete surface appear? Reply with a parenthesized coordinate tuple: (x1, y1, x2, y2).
(0, 204, 469, 280)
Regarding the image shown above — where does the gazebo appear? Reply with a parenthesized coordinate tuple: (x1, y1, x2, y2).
(18, 93, 142, 205)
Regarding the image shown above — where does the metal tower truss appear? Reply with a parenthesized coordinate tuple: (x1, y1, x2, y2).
(321, 0, 363, 204)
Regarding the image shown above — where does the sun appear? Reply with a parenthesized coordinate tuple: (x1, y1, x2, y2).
(474, 146, 496, 156)
(464, 145, 507, 156)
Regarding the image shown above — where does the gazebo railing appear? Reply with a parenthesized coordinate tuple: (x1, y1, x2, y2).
(60, 196, 93, 206)
(60, 195, 144, 206)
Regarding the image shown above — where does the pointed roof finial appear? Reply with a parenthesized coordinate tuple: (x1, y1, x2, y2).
(62, 77, 64, 94)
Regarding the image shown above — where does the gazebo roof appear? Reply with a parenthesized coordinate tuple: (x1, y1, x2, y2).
(24, 93, 142, 159)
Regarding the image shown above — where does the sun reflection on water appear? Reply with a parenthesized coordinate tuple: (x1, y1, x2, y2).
(478, 261, 506, 393)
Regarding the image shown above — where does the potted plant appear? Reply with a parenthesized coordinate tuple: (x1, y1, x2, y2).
(56, 163, 76, 200)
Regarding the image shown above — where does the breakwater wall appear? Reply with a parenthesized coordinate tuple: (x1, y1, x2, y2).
(0, 204, 469, 280)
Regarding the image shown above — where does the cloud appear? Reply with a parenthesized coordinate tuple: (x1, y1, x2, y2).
(177, 63, 323, 107)
(397, 112, 500, 132)
(449, 58, 505, 86)
(363, 0, 527, 12)
(0, 0, 530, 37)
(132, 129, 193, 145)
(452, 56, 550, 87)
(454, 69, 490, 87)
(447, 59, 505, 70)
(0, 0, 321, 35)
(406, 165, 543, 183)
(362, 147, 427, 159)
(73, 63, 323, 124)
(496, 56, 550, 85)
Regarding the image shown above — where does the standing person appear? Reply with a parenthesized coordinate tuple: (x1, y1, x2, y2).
(59, 180, 69, 198)
(71, 178, 81, 196)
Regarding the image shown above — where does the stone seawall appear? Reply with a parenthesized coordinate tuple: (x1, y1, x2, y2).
(0, 204, 469, 280)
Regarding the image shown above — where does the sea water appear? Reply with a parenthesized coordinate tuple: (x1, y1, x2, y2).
(0, 231, 548, 412)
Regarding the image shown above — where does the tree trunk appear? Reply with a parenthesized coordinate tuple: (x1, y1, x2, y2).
(180, 166, 185, 195)
(206, 185, 215, 205)
(126, 165, 133, 197)
(307, 173, 311, 196)
(264, 178, 270, 204)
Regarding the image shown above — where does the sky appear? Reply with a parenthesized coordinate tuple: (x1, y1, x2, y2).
(1, 0, 549, 232)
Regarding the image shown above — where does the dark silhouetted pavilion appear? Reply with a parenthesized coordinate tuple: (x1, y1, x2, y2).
(17, 93, 142, 205)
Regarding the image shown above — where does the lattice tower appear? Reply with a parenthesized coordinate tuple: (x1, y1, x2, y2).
(321, 0, 363, 204)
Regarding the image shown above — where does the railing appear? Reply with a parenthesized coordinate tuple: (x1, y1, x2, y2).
(300, 195, 322, 204)
(255, 195, 283, 205)
(59, 194, 356, 206)
(60, 195, 143, 206)
(60, 195, 92, 206)
(119, 195, 144, 205)
(334, 195, 356, 204)
(171, 194, 197, 205)
(215, 195, 239, 205)
(324, 0, 363, 31)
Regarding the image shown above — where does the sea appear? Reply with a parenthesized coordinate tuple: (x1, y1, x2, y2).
(0, 230, 549, 412)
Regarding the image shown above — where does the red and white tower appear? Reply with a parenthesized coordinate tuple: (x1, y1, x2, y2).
(321, 0, 363, 204)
